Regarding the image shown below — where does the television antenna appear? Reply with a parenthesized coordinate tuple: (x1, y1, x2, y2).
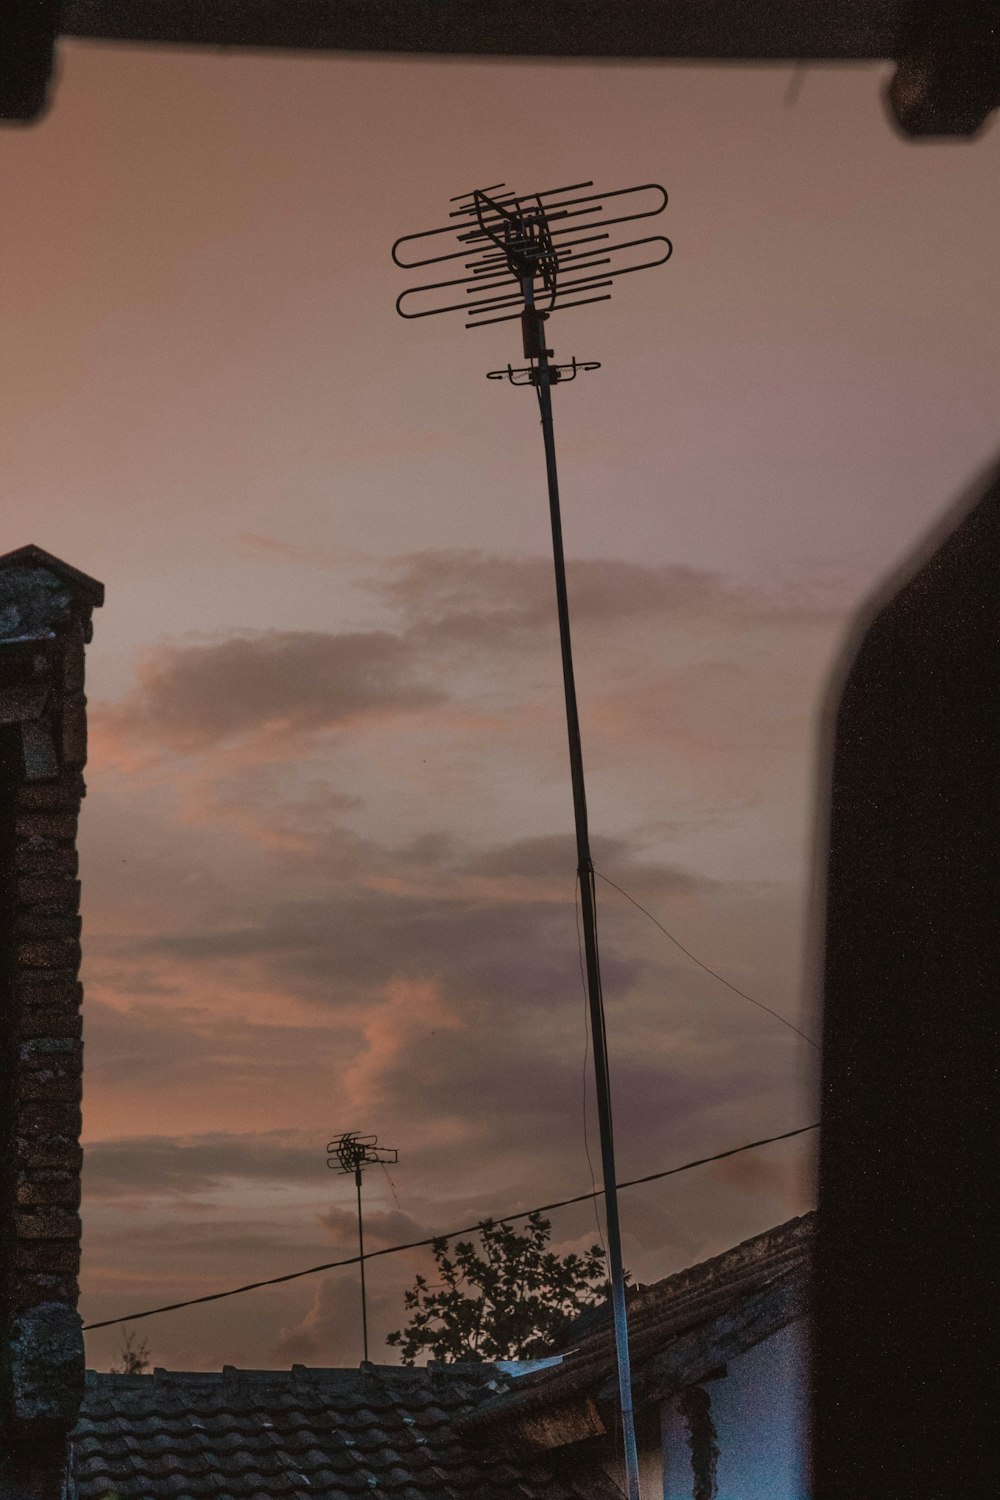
(326, 1132, 399, 1362)
(393, 179, 672, 1500)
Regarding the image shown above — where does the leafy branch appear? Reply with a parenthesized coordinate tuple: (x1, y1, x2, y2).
(386, 1212, 607, 1364)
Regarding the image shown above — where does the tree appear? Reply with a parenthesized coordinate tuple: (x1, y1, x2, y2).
(110, 1327, 150, 1375)
(386, 1213, 608, 1364)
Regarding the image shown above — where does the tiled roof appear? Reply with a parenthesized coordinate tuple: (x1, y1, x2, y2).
(464, 1212, 814, 1430)
(70, 1361, 618, 1500)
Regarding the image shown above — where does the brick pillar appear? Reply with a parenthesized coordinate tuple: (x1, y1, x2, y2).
(0, 546, 103, 1499)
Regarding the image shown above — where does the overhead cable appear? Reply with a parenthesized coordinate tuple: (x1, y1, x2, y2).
(82, 1123, 818, 1332)
(594, 869, 820, 1050)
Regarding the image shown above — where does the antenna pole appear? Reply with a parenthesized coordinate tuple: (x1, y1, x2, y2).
(355, 1167, 368, 1362)
(393, 182, 670, 1500)
(326, 1133, 398, 1365)
(527, 285, 641, 1500)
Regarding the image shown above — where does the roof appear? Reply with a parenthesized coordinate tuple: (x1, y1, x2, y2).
(463, 1212, 814, 1440)
(0, 544, 104, 606)
(70, 1362, 619, 1500)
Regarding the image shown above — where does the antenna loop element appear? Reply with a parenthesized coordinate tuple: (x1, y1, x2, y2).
(393, 180, 671, 331)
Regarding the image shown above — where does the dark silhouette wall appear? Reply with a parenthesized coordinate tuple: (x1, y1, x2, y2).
(813, 466, 997, 1497)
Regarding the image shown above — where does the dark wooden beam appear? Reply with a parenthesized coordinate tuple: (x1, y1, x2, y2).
(0, 0, 60, 121)
(59, 2, 900, 60)
(619, 1269, 809, 1411)
(888, 0, 1000, 135)
(4, 3, 997, 133)
(55, 2, 1000, 138)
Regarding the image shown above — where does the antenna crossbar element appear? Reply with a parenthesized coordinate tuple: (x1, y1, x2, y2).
(327, 1132, 398, 1176)
(487, 358, 601, 386)
(396, 235, 667, 325)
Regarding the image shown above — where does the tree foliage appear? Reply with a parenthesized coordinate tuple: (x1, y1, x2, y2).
(386, 1213, 607, 1364)
(111, 1327, 150, 1375)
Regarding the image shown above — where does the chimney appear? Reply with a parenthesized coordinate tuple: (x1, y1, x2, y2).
(0, 545, 103, 1498)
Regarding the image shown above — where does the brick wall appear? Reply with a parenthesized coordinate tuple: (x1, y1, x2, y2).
(1, 546, 103, 1498)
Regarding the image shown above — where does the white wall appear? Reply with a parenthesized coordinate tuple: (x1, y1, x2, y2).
(660, 1321, 810, 1500)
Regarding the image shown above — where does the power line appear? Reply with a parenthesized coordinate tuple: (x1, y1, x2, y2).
(82, 1123, 818, 1333)
(594, 869, 820, 1050)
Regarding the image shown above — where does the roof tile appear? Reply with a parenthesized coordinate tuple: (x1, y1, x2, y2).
(71, 1364, 605, 1499)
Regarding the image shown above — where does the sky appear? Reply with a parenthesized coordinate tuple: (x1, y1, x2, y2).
(2, 40, 998, 1374)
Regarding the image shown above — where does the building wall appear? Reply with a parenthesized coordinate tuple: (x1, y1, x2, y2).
(660, 1322, 809, 1500)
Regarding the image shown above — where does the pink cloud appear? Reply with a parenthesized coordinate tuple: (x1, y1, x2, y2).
(93, 627, 445, 757)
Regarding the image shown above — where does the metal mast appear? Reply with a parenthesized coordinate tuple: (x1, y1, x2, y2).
(326, 1132, 399, 1362)
(392, 181, 671, 1500)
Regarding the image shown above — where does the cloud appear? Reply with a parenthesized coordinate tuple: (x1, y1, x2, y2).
(83, 1130, 326, 1201)
(372, 550, 841, 655)
(706, 1131, 818, 1212)
(317, 1205, 430, 1250)
(77, 546, 825, 1370)
(232, 534, 354, 569)
(88, 549, 842, 828)
(82, 814, 755, 1161)
(183, 768, 368, 856)
(272, 1274, 398, 1364)
(81, 774, 758, 1139)
(465, 833, 631, 880)
(340, 977, 464, 1114)
(80, 996, 347, 1123)
(138, 882, 640, 1014)
(462, 832, 711, 898)
(94, 628, 445, 755)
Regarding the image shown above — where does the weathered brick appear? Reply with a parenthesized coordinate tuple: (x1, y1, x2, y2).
(20, 1037, 83, 1060)
(16, 780, 83, 810)
(14, 845, 78, 876)
(16, 1209, 82, 1241)
(61, 699, 88, 765)
(0, 683, 49, 721)
(15, 875, 81, 908)
(16, 1177, 82, 1210)
(13, 1241, 79, 1275)
(17, 1164, 80, 1185)
(13, 1273, 80, 1314)
(17, 1007, 83, 1039)
(16, 977, 83, 1008)
(63, 635, 86, 694)
(17, 1164, 79, 1184)
(15, 1137, 83, 1172)
(14, 810, 78, 841)
(19, 1070, 82, 1103)
(15, 911, 82, 940)
(15, 937, 81, 969)
(15, 1100, 82, 1136)
(21, 719, 59, 780)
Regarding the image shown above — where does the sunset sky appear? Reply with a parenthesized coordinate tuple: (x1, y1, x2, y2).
(2, 40, 998, 1373)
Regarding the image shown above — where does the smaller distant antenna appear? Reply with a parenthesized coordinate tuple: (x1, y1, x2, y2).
(326, 1133, 398, 1362)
